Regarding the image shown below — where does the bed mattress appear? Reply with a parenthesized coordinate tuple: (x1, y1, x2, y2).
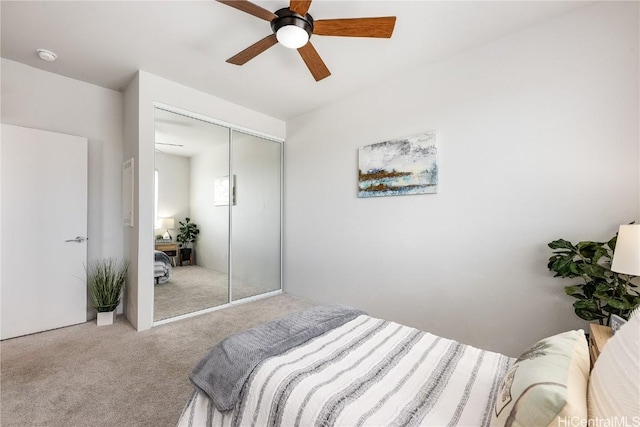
(178, 314, 512, 427)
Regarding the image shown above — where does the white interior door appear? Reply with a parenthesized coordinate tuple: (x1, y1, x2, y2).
(1, 124, 88, 340)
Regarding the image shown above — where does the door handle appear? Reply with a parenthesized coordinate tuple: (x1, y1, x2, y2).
(65, 236, 87, 243)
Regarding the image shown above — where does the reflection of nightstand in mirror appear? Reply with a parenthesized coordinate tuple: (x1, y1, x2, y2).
(589, 324, 612, 369)
(155, 243, 178, 267)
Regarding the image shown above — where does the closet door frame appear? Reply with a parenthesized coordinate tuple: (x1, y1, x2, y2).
(152, 102, 284, 327)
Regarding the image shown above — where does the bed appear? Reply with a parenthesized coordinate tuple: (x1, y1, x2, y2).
(178, 305, 640, 427)
(154, 250, 173, 284)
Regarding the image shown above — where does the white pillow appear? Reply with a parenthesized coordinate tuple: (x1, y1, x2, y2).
(588, 309, 640, 419)
(491, 330, 589, 427)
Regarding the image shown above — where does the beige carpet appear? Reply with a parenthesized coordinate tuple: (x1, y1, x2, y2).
(0, 293, 317, 427)
(154, 265, 276, 321)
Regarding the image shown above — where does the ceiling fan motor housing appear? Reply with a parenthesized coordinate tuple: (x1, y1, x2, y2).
(271, 8, 314, 39)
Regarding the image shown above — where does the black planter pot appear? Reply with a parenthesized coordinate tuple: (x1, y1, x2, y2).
(180, 248, 192, 262)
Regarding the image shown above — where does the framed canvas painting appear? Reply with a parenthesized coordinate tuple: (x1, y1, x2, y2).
(358, 132, 438, 198)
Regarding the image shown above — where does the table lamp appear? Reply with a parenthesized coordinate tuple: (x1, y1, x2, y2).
(159, 218, 175, 240)
(611, 224, 640, 276)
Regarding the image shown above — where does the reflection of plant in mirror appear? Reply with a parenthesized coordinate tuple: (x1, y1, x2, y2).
(547, 232, 640, 326)
(176, 218, 200, 248)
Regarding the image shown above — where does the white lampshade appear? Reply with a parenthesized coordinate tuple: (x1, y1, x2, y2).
(159, 218, 175, 230)
(276, 25, 309, 49)
(611, 224, 640, 276)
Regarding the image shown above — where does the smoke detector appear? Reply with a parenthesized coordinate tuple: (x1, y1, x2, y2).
(36, 49, 57, 62)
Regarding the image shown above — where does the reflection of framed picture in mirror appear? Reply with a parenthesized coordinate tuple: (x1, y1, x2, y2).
(214, 175, 236, 206)
(610, 314, 627, 335)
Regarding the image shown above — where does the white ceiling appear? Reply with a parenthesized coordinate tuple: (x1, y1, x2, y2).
(154, 108, 269, 157)
(155, 108, 229, 157)
(1, 1, 592, 121)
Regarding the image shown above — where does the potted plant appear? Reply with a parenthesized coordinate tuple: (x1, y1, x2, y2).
(176, 217, 200, 265)
(547, 230, 640, 326)
(87, 258, 129, 326)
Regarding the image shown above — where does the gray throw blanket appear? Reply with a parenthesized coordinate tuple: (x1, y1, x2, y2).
(190, 304, 366, 411)
(154, 250, 172, 264)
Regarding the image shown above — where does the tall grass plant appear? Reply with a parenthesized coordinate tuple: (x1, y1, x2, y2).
(87, 258, 129, 312)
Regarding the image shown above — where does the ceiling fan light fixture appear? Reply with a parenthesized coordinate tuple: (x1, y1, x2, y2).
(271, 8, 313, 49)
(276, 25, 309, 49)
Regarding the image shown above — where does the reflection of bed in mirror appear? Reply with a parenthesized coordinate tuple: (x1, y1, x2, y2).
(154, 250, 172, 284)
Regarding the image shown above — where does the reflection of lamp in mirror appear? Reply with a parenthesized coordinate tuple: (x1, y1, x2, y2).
(611, 224, 640, 275)
(159, 218, 175, 240)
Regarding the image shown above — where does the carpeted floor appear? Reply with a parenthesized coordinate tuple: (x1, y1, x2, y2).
(0, 293, 317, 427)
(154, 265, 276, 321)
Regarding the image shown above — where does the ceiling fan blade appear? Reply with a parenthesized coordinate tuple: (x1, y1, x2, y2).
(216, 0, 277, 21)
(313, 17, 396, 38)
(227, 34, 278, 65)
(289, 0, 312, 16)
(297, 42, 331, 82)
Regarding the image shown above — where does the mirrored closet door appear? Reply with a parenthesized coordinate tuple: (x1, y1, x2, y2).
(152, 108, 282, 322)
(230, 131, 282, 301)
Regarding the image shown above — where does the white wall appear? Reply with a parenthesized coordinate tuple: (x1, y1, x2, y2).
(123, 70, 285, 330)
(188, 131, 282, 293)
(284, 2, 639, 356)
(190, 144, 229, 272)
(155, 152, 190, 237)
(122, 72, 140, 327)
(1, 59, 124, 320)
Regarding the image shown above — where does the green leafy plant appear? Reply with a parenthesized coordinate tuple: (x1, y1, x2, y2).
(87, 258, 129, 313)
(176, 217, 200, 249)
(547, 232, 640, 325)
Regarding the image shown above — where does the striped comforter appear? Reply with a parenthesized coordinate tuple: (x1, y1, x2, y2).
(178, 315, 512, 427)
(154, 251, 172, 284)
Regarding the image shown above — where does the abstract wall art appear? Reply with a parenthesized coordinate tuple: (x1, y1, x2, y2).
(358, 132, 438, 198)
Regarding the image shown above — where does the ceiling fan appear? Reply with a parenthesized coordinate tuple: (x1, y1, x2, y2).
(217, 0, 396, 81)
